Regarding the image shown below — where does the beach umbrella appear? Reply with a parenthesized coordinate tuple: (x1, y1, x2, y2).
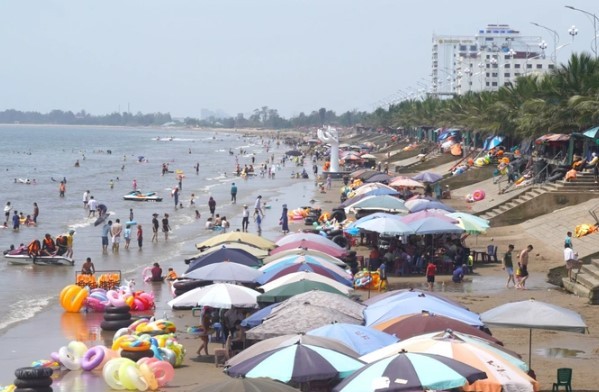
(408, 200, 455, 213)
(360, 153, 377, 160)
(364, 293, 483, 327)
(403, 197, 435, 211)
(399, 209, 456, 224)
(339, 194, 369, 208)
(352, 183, 396, 196)
(362, 288, 468, 309)
(412, 171, 443, 183)
(263, 249, 346, 267)
(226, 334, 360, 368)
(346, 212, 402, 229)
(226, 342, 365, 383)
(182, 261, 263, 283)
(185, 248, 261, 274)
(256, 260, 352, 286)
(277, 290, 365, 320)
(389, 177, 425, 188)
(259, 272, 354, 295)
(345, 195, 408, 214)
(261, 254, 350, 277)
(447, 212, 490, 234)
(257, 280, 348, 303)
(355, 216, 414, 236)
(167, 283, 260, 309)
(307, 323, 399, 356)
(361, 331, 536, 392)
(196, 232, 276, 250)
(269, 240, 347, 258)
(193, 377, 300, 392)
(342, 152, 363, 161)
(361, 188, 400, 197)
(190, 242, 269, 259)
(275, 232, 339, 248)
(582, 125, 599, 139)
(285, 150, 303, 156)
(364, 173, 393, 183)
(480, 299, 588, 367)
(247, 301, 363, 340)
(406, 216, 464, 235)
(241, 303, 281, 328)
(350, 168, 372, 178)
(333, 351, 487, 392)
(372, 312, 503, 346)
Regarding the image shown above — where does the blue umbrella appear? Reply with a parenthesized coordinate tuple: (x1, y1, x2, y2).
(307, 323, 399, 356)
(412, 171, 443, 183)
(257, 261, 352, 286)
(241, 303, 281, 328)
(362, 188, 400, 197)
(406, 217, 464, 235)
(346, 212, 402, 229)
(185, 247, 261, 274)
(226, 342, 365, 383)
(333, 351, 487, 392)
(355, 216, 415, 236)
(339, 194, 369, 208)
(364, 293, 483, 327)
(408, 200, 455, 213)
(583, 125, 599, 139)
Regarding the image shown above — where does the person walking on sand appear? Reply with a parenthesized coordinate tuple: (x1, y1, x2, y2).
(253, 208, 263, 236)
(230, 182, 238, 204)
(502, 244, 515, 288)
(208, 196, 216, 218)
(152, 213, 159, 242)
(111, 219, 123, 252)
(196, 307, 212, 357)
(426, 260, 437, 291)
(516, 244, 533, 289)
(326, 175, 332, 190)
(280, 204, 289, 234)
(137, 224, 143, 249)
(254, 195, 264, 216)
(162, 213, 171, 240)
(241, 204, 250, 232)
(564, 243, 581, 282)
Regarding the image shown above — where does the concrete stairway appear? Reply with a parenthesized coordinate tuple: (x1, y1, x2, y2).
(555, 171, 599, 193)
(562, 258, 599, 304)
(478, 183, 561, 221)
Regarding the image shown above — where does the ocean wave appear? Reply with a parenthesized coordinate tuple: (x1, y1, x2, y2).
(0, 295, 52, 331)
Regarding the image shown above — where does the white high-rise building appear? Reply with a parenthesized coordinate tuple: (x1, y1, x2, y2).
(431, 24, 555, 97)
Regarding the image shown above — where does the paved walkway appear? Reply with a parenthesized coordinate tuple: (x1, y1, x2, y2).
(446, 175, 530, 214)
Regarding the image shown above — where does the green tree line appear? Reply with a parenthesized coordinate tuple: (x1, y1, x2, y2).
(365, 53, 599, 139)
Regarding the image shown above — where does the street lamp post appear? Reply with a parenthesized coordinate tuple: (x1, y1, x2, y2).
(531, 22, 560, 64)
(569, 25, 579, 41)
(565, 5, 599, 59)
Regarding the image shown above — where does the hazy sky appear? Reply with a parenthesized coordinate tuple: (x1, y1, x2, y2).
(0, 0, 596, 118)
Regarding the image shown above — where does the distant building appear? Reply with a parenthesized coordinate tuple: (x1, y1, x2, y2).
(431, 24, 555, 97)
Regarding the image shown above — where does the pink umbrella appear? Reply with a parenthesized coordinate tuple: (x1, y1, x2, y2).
(400, 210, 457, 224)
(275, 233, 338, 248)
(270, 239, 348, 258)
(389, 177, 425, 188)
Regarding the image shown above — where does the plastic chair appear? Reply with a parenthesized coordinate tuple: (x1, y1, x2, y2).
(552, 368, 572, 392)
(214, 334, 232, 367)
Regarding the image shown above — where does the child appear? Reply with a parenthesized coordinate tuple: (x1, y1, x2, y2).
(124, 224, 131, 249)
(166, 267, 178, 281)
(426, 260, 437, 291)
(137, 224, 143, 249)
(253, 208, 262, 235)
(190, 193, 196, 207)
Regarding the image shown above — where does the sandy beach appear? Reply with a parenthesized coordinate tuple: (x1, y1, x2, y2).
(2, 130, 599, 392)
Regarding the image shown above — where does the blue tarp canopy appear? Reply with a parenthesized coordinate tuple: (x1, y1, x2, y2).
(483, 135, 504, 151)
(437, 129, 461, 142)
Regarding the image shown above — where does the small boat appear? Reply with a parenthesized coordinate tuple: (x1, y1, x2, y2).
(123, 190, 163, 202)
(4, 253, 75, 266)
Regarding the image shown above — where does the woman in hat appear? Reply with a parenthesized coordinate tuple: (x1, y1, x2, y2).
(280, 204, 289, 234)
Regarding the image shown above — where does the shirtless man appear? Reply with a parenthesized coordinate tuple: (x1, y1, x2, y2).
(111, 219, 123, 252)
(517, 244, 533, 289)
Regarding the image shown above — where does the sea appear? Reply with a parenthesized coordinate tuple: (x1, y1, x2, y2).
(0, 124, 318, 385)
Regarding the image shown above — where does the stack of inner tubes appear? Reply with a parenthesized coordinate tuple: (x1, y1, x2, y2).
(101, 305, 133, 331)
(13, 367, 53, 392)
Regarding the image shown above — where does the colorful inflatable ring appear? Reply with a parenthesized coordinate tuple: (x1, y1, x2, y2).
(139, 363, 158, 391)
(85, 296, 107, 312)
(107, 290, 127, 307)
(102, 358, 132, 390)
(148, 360, 175, 387)
(112, 335, 152, 352)
(142, 267, 153, 283)
(81, 346, 116, 372)
(119, 361, 147, 391)
(472, 189, 486, 201)
(60, 285, 89, 313)
(58, 341, 88, 370)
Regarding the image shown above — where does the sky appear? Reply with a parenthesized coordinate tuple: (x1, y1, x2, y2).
(0, 0, 596, 119)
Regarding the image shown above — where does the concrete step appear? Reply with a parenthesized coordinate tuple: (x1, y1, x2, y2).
(581, 264, 599, 280)
(591, 259, 599, 269)
(562, 278, 599, 304)
(572, 270, 599, 291)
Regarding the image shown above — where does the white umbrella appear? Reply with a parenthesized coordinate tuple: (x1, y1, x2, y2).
(480, 299, 588, 367)
(259, 271, 354, 295)
(352, 183, 396, 196)
(182, 261, 263, 283)
(167, 283, 260, 309)
(345, 195, 409, 214)
(355, 216, 415, 235)
(190, 243, 269, 259)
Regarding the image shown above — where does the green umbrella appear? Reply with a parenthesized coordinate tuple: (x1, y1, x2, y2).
(258, 281, 347, 303)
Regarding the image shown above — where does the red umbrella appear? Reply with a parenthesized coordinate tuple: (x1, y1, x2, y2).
(270, 239, 347, 258)
(372, 312, 503, 346)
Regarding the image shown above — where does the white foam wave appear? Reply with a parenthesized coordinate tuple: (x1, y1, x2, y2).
(0, 295, 52, 331)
